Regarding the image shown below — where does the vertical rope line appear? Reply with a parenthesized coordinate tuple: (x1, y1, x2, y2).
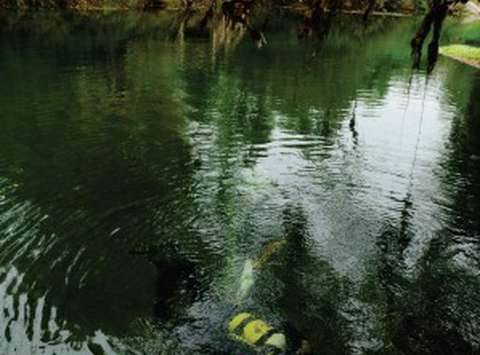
(408, 74, 429, 196)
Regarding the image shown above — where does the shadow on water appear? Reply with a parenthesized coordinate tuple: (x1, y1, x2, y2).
(0, 9, 479, 355)
(273, 205, 350, 355)
(361, 73, 480, 355)
(0, 13, 222, 352)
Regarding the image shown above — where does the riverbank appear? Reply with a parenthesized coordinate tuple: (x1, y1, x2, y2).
(441, 44, 480, 68)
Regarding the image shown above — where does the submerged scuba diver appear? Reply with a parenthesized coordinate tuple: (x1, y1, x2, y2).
(225, 204, 348, 355)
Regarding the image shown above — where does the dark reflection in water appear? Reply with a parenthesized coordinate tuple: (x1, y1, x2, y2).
(0, 10, 479, 355)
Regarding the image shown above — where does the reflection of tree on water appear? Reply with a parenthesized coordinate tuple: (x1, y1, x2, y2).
(349, 100, 359, 148)
(171, 0, 269, 57)
(298, 0, 342, 40)
(269, 204, 350, 354)
(371, 229, 480, 354)
(0, 117, 213, 350)
(363, 74, 480, 355)
(0, 13, 283, 352)
(0, 28, 223, 353)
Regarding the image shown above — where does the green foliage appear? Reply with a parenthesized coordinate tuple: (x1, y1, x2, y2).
(443, 20, 480, 45)
(413, 0, 429, 12)
(0, 0, 169, 9)
(453, 22, 480, 44)
(0, 0, 430, 11)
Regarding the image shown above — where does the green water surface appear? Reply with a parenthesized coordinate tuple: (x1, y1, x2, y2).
(0, 10, 479, 355)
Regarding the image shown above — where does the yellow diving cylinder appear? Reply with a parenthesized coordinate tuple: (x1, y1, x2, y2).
(228, 312, 286, 353)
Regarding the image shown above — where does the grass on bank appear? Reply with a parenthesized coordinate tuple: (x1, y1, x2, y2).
(440, 44, 480, 68)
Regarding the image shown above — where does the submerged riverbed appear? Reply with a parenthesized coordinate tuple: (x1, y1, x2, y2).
(0, 10, 479, 355)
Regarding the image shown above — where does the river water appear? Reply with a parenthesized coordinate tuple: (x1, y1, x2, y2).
(0, 10, 479, 355)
